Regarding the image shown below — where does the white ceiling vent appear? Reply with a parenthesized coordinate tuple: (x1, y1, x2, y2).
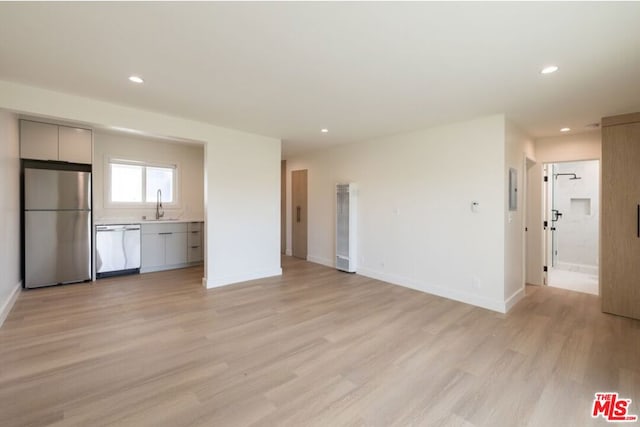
(336, 183, 357, 273)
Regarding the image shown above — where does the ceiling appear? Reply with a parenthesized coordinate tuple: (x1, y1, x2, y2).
(0, 2, 639, 156)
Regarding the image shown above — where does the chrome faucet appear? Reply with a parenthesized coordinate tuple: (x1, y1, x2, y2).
(156, 189, 164, 220)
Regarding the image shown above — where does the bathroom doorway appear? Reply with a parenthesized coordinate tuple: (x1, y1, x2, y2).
(543, 160, 599, 295)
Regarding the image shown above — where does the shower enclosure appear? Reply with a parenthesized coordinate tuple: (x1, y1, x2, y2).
(544, 160, 599, 294)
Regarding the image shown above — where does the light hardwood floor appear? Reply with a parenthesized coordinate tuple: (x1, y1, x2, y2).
(1, 257, 639, 426)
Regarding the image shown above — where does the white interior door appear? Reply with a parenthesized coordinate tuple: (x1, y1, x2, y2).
(543, 164, 554, 285)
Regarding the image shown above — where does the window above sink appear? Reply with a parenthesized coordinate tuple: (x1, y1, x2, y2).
(106, 157, 179, 208)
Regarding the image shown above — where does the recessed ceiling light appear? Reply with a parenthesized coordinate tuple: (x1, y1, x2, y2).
(560, 127, 571, 132)
(321, 128, 329, 133)
(541, 65, 559, 75)
(128, 75, 144, 84)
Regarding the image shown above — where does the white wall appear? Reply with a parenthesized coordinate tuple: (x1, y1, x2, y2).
(504, 120, 534, 308)
(287, 114, 513, 312)
(526, 131, 601, 285)
(0, 110, 21, 326)
(535, 131, 601, 162)
(93, 131, 204, 221)
(0, 80, 282, 289)
(552, 160, 599, 270)
(205, 133, 282, 286)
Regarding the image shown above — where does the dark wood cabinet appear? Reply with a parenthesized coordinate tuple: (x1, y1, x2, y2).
(601, 112, 640, 319)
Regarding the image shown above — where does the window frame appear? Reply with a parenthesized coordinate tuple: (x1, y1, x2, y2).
(105, 156, 180, 209)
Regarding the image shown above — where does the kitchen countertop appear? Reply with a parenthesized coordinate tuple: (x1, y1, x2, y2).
(95, 218, 205, 225)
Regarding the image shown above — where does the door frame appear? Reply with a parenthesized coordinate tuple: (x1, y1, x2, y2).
(543, 163, 553, 285)
(523, 155, 536, 287)
(291, 169, 308, 260)
(281, 160, 286, 254)
(542, 159, 600, 289)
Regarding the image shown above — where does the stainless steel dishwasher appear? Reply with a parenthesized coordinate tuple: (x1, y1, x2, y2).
(95, 224, 141, 278)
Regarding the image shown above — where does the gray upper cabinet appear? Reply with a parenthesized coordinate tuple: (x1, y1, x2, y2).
(20, 120, 92, 164)
(59, 126, 92, 164)
(20, 121, 58, 161)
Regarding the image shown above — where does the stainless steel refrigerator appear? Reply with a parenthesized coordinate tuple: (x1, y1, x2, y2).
(23, 165, 92, 288)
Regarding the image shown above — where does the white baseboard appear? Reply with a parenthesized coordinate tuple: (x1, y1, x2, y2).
(358, 267, 508, 313)
(0, 281, 22, 328)
(504, 287, 526, 313)
(205, 268, 283, 289)
(280, 254, 523, 314)
(307, 255, 334, 268)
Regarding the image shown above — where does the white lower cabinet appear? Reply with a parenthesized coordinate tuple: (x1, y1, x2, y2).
(165, 232, 188, 265)
(187, 222, 204, 263)
(141, 222, 203, 273)
(141, 232, 165, 269)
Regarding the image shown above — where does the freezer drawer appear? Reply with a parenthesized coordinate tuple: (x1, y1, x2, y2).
(96, 225, 141, 277)
(25, 211, 91, 288)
